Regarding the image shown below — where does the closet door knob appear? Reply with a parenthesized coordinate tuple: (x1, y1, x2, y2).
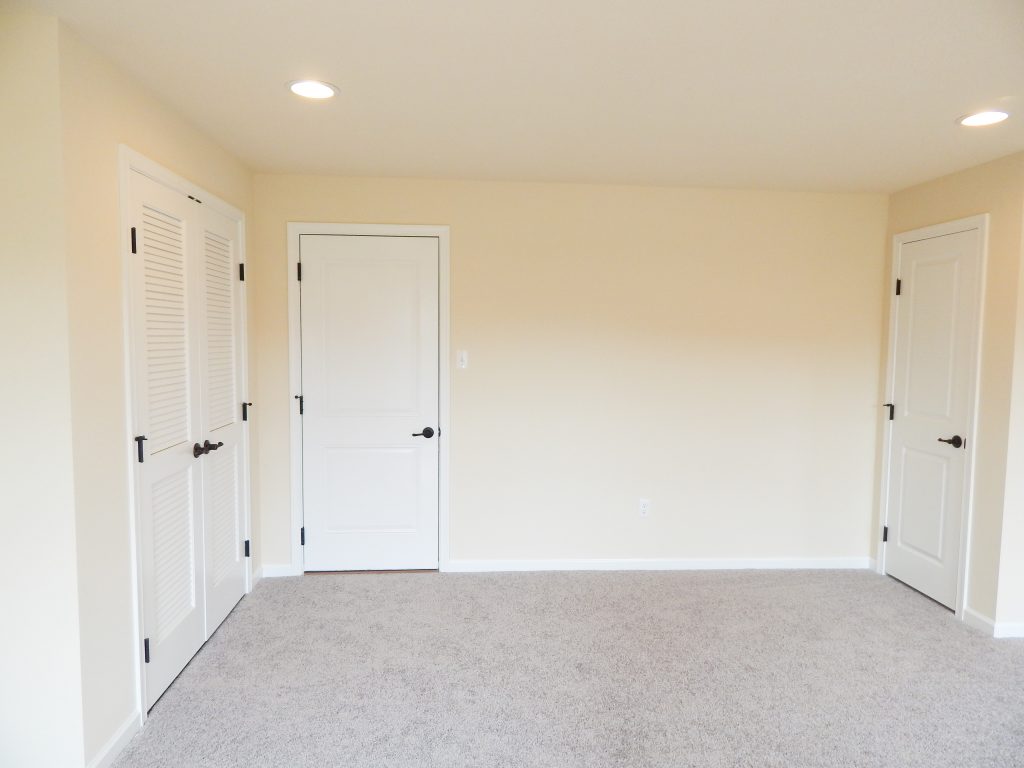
(193, 440, 225, 458)
(412, 427, 435, 439)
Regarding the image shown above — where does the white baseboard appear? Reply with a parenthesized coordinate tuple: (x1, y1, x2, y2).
(260, 563, 303, 577)
(85, 711, 140, 768)
(443, 557, 874, 573)
(994, 622, 1024, 639)
(962, 606, 995, 635)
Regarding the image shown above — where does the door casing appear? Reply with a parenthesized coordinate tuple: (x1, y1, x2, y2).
(119, 146, 252, 721)
(878, 214, 988, 621)
(286, 223, 452, 575)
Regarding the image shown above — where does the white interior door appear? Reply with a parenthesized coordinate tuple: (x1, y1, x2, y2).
(129, 163, 248, 710)
(198, 205, 247, 630)
(129, 172, 206, 708)
(884, 224, 982, 609)
(300, 234, 440, 571)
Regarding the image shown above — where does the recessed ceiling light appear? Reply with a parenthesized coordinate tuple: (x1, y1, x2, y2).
(958, 111, 1009, 127)
(289, 80, 337, 100)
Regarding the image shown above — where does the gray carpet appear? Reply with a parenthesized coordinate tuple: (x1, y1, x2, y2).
(114, 570, 1024, 768)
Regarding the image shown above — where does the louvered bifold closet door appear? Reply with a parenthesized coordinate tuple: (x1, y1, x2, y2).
(129, 172, 206, 710)
(199, 205, 247, 630)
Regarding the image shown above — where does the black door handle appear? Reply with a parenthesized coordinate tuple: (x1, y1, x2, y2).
(412, 427, 435, 439)
(937, 435, 963, 448)
(193, 440, 225, 458)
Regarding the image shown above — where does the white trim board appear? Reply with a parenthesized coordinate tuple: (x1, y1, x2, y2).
(260, 564, 303, 578)
(994, 623, 1024, 639)
(962, 606, 996, 635)
(443, 557, 874, 573)
(252, 557, 875, 576)
(961, 607, 1024, 638)
(84, 711, 141, 768)
(286, 223, 453, 575)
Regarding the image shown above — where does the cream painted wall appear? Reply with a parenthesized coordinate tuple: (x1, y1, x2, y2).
(0, 14, 85, 767)
(57, 23, 253, 763)
(995, 176, 1024, 627)
(251, 176, 889, 568)
(887, 152, 1024, 621)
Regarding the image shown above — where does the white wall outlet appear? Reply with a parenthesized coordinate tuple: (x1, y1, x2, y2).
(457, 350, 469, 369)
(639, 498, 651, 517)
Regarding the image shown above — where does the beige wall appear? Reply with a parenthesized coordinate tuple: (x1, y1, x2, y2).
(0, 14, 86, 767)
(251, 176, 889, 567)
(996, 177, 1024, 627)
(57, 23, 253, 763)
(887, 152, 1024, 621)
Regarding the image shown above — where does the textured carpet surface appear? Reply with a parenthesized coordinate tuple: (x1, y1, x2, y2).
(114, 571, 1024, 768)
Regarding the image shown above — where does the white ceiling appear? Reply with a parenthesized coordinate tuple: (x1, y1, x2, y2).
(23, 0, 1024, 191)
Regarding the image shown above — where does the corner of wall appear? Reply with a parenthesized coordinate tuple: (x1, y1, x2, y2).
(0, 11, 87, 766)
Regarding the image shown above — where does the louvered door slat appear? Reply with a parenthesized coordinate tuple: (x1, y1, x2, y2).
(204, 231, 236, 430)
(206, 445, 239, 589)
(141, 205, 190, 454)
(151, 471, 197, 642)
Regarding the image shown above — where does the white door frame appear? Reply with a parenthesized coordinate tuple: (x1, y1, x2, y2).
(118, 146, 252, 720)
(877, 214, 988, 621)
(287, 223, 452, 574)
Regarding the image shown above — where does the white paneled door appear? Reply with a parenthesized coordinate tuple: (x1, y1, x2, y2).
(128, 164, 248, 709)
(884, 223, 983, 609)
(300, 235, 440, 571)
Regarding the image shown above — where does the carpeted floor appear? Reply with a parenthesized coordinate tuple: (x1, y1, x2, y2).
(113, 570, 1024, 768)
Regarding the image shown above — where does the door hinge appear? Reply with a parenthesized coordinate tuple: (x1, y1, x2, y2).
(134, 435, 147, 463)
(295, 394, 304, 414)
(130, 226, 137, 254)
(896, 278, 902, 296)
(297, 262, 302, 281)
(239, 263, 245, 281)
(300, 527, 305, 546)
(244, 539, 250, 558)
(883, 403, 894, 421)
(242, 402, 252, 421)
(882, 525, 889, 543)
(143, 638, 150, 664)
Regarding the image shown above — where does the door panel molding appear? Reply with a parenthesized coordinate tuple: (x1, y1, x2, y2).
(287, 223, 452, 575)
(879, 214, 988, 620)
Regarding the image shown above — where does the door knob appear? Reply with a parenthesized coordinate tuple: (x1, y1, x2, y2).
(412, 427, 435, 439)
(937, 435, 963, 448)
(193, 440, 225, 458)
